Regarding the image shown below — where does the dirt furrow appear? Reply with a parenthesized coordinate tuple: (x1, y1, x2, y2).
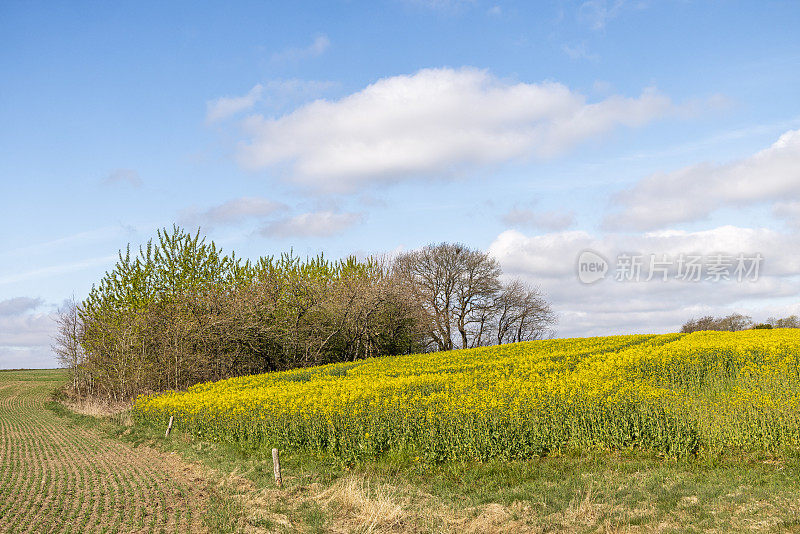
(0, 372, 208, 533)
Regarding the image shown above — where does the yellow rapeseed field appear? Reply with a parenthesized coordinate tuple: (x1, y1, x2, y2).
(133, 330, 800, 461)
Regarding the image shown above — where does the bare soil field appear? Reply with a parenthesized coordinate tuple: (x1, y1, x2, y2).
(0, 370, 208, 533)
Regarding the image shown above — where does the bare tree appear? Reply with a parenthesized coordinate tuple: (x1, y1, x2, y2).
(767, 315, 800, 328)
(395, 243, 555, 351)
(395, 243, 501, 350)
(680, 313, 753, 333)
(717, 313, 753, 332)
(394, 244, 458, 351)
(454, 247, 502, 349)
(53, 298, 86, 395)
(495, 280, 555, 344)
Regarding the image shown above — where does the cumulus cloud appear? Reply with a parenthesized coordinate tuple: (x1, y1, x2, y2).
(180, 197, 287, 229)
(236, 67, 675, 192)
(0, 297, 43, 316)
(0, 313, 54, 346)
(0, 297, 57, 369)
(271, 34, 330, 62)
(604, 129, 800, 231)
(260, 211, 362, 238)
(502, 208, 576, 231)
(488, 226, 800, 338)
(103, 169, 141, 187)
(206, 84, 264, 123)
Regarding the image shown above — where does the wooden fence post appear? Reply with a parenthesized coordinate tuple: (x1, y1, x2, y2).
(165, 415, 174, 437)
(272, 448, 283, 488)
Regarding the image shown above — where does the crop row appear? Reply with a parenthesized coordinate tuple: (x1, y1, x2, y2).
(0, 371, 200, 533)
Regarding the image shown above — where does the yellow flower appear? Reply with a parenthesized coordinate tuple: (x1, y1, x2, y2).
(133, 329, 800, 461)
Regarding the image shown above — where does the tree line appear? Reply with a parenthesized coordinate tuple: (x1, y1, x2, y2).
(55, 226, 555, 400)
(680, 313, 800, 333)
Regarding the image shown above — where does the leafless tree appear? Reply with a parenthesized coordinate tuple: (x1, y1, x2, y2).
(395, 243, 556, 351)
(53, 298, 85, 393)
(767, 315, 800, 328)
(680, 313, 753, 333)
(395, 243, 500, 350)
(495, 280, 556, 345)
(454, 247, 502, 349)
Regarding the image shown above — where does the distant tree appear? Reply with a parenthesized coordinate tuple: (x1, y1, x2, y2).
(681, 316, 715, 333)
(717, 313, 754, 332)
(680, 313, 753, 333)
(394, 243, 497, 351)
(767, 315, 800, 328)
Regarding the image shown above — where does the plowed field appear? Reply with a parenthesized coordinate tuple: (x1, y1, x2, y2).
(0, 370, 207, 533)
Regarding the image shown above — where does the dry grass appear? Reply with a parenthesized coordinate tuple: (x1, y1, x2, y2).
(215, 464, 800, 534)
(62, 397, 131, 419)
(221, 471, 636, 533)
(315, 476, 404, 533)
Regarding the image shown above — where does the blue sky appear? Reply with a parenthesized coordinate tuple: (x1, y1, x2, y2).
(2, 0, 800, 368)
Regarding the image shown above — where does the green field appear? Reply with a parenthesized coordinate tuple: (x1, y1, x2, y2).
(0, 370, 206, 533)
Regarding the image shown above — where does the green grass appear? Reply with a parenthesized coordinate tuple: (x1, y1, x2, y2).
(111, 415, 800, 532)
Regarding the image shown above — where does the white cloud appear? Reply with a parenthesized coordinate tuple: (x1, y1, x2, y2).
(0, 297, 43, 316)
(0, 298, 57, 369)
(103, 169, 141, 187)
(271, 34, 330, 63)
(0, 313, 54, 347)
(260, 211, 362, 238)
(604, 129, 800, 230)
(773, 201, 800, 227)
(236, 67, 675, 193)
(488, 226, 800, 338)
(206, 80, 338, 124)
(206, 84, 264, 123)
(180, 197, 287, 228)
(502, 208, 576, 231)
